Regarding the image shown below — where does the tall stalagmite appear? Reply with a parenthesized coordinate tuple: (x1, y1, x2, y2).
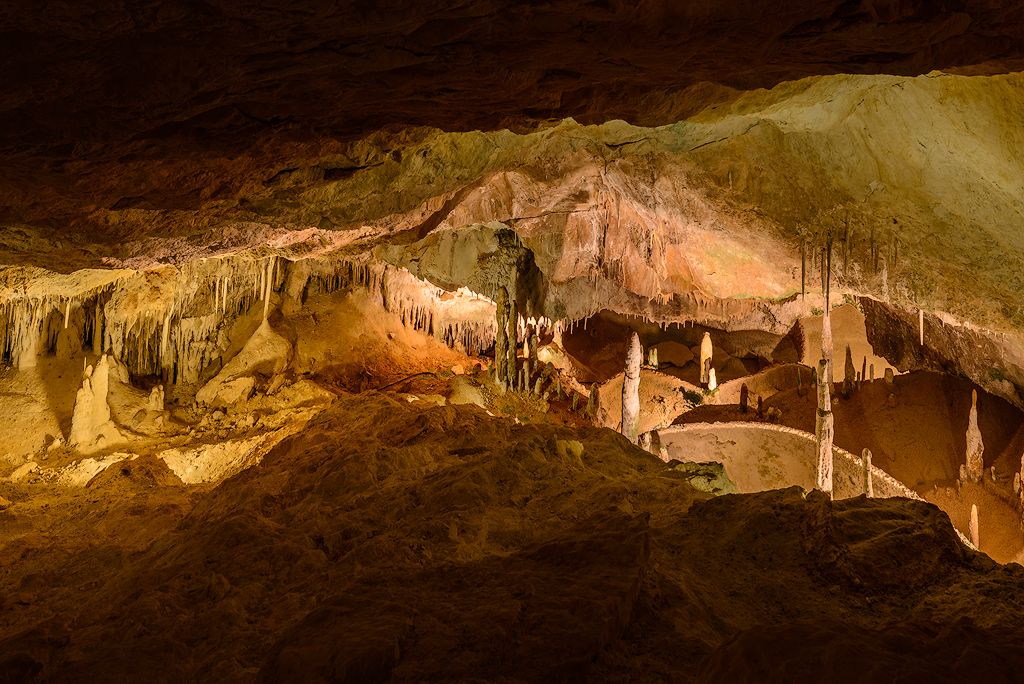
(494, 287, 509, 390)
(621, 332, 642, 444)
(815, 358, 834, 497)
(506, 296, 518, 389)
(966, 389, 985, 483)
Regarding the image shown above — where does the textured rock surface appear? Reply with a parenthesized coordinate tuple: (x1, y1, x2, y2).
(0, 395, 1021, 681)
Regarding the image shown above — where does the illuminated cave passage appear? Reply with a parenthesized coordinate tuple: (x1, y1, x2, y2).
(561, 309, 798, 385)
(3, 3, 1024, 681)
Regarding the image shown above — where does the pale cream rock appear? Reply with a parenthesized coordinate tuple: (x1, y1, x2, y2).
(210, 377, 256, 411)
(9, 461, 38, 482)
(196, 320, 292, 405)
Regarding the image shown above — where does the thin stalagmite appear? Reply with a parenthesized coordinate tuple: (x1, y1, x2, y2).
(621, 332, 642, 444)
(816, 358, 834, 497)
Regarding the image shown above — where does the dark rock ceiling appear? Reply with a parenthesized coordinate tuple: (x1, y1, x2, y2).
(0, 0, 1022, 236)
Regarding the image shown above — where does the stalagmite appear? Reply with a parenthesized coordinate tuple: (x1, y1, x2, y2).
(1014, 472, 1021, 497)
(919, 309, 924, 346)
(756, 395, 764, 419)
(494, 287, 509, 390)
(969, 504, 980, 548)
(621, 332, 642, 444)
(69, 354, 121, 452)
(965, 389, 985, 483)
(148, 385, 165, 412)
(862, 448, 874, 497)
(869, 364, 875, 381)
(528, 327, 539, 368)
(821, 306, 834, 385)
(740, 384, 749, 413)
(843, 345, 855, 397)
(815, 358, 834, 497)
(699, 332, 713, 385)
(507, 297, 518, 388)
(707, 368, 717, 391)
(647, 346, 658, 368)
(587, 383, 600, 420)
(263, 256, 275, 320)
(861, 357, 867, 387)
(884, 367, 894, 384)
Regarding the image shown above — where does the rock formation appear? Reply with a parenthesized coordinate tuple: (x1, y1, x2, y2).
(69, 355, 122, 453)
(621, 333, 642, 444)
(196, 320, 292, 409)
(965, 389, 985, 483)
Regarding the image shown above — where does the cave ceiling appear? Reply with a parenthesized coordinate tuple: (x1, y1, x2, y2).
(1, 0, 1022, 247)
